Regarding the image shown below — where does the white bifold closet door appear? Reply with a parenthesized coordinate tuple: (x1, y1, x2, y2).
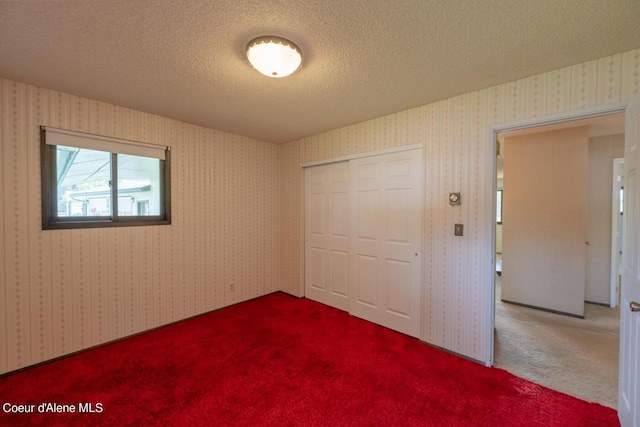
(304, 148, 423, 338)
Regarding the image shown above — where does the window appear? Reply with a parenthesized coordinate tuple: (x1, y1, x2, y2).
(496, 189, 503, 224)
(41, 126, 170, 229)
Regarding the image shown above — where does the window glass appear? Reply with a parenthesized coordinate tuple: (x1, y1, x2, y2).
(117, 154, 161, 216)
(56, 146, 111, 217)
(620, 187, 624, 214)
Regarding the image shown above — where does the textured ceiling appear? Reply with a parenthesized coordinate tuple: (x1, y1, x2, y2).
(1, 0, 639, 144)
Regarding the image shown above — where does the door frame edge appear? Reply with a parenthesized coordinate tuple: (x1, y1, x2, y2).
(484, 101, 628, 367)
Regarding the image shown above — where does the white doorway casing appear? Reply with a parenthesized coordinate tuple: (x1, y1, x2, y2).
(619, 91, 640, 427)
(486, 101, 628, 366)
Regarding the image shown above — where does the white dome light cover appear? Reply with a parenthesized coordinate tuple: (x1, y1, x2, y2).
(246, 36, 302, 78)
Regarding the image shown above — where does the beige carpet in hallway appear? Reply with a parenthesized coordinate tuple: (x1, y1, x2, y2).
(494, 276, 619, 409)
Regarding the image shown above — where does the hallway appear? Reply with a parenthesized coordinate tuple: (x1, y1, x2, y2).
(494, 276, 619, 408)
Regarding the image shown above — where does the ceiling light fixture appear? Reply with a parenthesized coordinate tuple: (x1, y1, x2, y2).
(246, 36, 302, 78)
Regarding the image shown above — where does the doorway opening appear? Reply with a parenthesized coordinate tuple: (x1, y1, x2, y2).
(487, 104, 626, 408)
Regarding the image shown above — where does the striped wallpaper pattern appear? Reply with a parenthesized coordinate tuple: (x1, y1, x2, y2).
(1, 48, 639, 373)
(0, 82, 283, 374)
(280, 48, 640, 362)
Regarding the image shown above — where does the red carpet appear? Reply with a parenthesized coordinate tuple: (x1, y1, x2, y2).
(0, 292, 618, 426)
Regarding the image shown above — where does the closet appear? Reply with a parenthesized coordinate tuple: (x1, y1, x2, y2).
(304, 148, 423, 337)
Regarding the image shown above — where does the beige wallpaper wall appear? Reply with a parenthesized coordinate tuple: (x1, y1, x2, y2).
(0, 79, 283, 375)
(502, 127, 589, 317)
(280, 48, 640, 362)
(2, 48, 639, 374)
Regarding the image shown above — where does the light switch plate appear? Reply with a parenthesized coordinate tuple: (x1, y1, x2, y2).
(454, 224, 464, 236)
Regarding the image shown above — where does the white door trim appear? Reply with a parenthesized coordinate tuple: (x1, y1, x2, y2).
(301, 143, 423, 168)
(484, 101, 628, 367)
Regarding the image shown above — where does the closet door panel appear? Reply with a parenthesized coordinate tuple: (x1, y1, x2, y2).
(304, 162, 350, 311)
(304, 148, 423, 338)
(349, 149, 423, 337)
